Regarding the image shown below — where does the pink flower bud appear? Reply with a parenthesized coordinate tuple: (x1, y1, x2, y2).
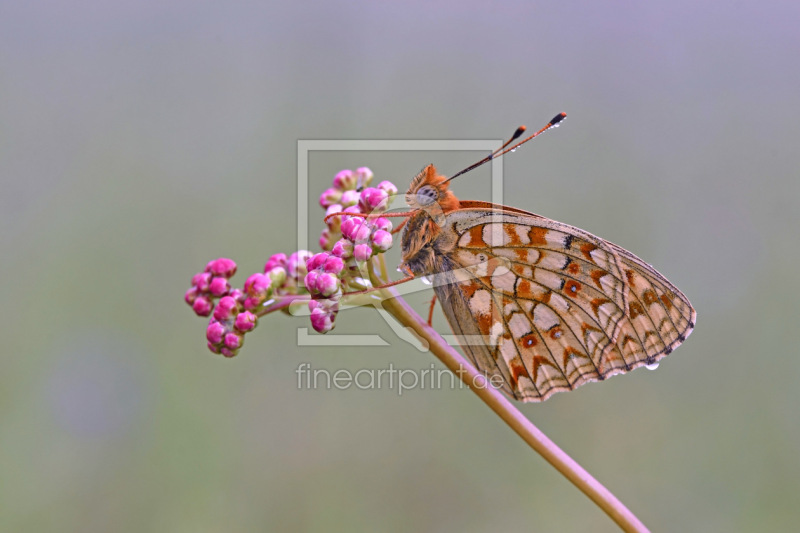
(354, 224, 372, 243)
(340, 217, 362, 239)
(206, 321, 226, 344)
(316, 272, 340, 297)
(288, 251, 312, 279)
(354, 243, 373, 262)
(192, 296, 213, 317)
(206, 258, 237, 278)
(234, 311, 257, 332)
(319, 187, 342, 208)
(224, 332, 243, 350)
(208, 276, 230, 297)
(323, 255, 345, 274)
(374, 217, 392, 232)
(325, 204, 343, 231)
(220, 347, 236, 358)
(331, 239, 353, 259)
(304, 271, 319, 294)
(207, 342, 222, 354)
(359, 187, 389, 213)
(244, 273, 271, 297)
(340, 189, 360, 207)
(371, 229, 393, 252)
(264, 253, 287, 272)
(213, 296, 239, 321)
(266, 266, 286, 287)
(308, 299, 322, 313)
(229, 288, 244, 303)
(306, 253, 328, 271)
(192, 272, 212, 292)
(333, 169, 357, 191)
(325, 203, 343, 216)
(355, 167, 374, 189)
(310, 308, 336, 333)
(341, 218, 371, 243)
(243, 297, 262, 311)
(319, 228, 333, 251)
(184, 287, 198, 305)
(377, 180, 398, 195)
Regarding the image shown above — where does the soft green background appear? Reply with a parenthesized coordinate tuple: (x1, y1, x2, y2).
(2, 2, 798, 531)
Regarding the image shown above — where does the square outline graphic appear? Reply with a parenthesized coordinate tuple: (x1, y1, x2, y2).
(296, 139, 505, 348)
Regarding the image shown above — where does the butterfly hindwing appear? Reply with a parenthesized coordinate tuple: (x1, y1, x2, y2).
(429, 208, 695, 402)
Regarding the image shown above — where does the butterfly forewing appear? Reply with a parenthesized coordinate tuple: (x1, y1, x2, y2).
(431, 208, 695, 402)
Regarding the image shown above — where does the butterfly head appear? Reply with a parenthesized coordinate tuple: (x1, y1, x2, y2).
(405, 164, 460, 215)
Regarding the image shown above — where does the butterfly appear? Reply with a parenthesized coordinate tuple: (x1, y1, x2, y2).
(394, 113, 696, 402)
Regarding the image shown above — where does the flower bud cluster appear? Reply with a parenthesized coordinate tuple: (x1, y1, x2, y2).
(186, 168, 402, 353)
(318, 167, 397, 252)
(185, 252, 314, 356)
(322, 174, 397, 276)
(260, 251, 313, 297)
(205, 294, 256, 358)
(301, 170, 400, 334)
(184, 258, 257, 357)
(184, 258, 238, 317)
(304, 252, 346, 333)
(338, 215, 394, 264)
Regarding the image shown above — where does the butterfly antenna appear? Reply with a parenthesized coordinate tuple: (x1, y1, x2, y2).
(445, 112, 567, 183)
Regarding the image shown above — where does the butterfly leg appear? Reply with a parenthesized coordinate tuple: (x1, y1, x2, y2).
(427, 293, 437, 326)
(341, 273, 416, 296)
(391, 217, 408, 234)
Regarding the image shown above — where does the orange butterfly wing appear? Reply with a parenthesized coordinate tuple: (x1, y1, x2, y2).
(429, 207, 695, 402)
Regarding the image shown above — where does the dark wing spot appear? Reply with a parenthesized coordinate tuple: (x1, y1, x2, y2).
(564, 280, 582, 297)
(590, 298, 610, 317)
(529, 227, 548, 246)
(581, 242, 597, 262)
(519, 333, 538, 348)
(643, 289, 659, 306)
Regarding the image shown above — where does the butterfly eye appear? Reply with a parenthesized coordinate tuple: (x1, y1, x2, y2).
(416, 185, 438, 206)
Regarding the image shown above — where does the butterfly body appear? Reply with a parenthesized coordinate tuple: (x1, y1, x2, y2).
(399, 164, 696, 402)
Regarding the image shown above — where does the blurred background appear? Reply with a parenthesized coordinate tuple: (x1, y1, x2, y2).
(2, 1, 798, 531)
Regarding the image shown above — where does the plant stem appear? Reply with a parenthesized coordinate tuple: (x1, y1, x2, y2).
(377, 286, 650, 533)
(257, 294, 309, 316)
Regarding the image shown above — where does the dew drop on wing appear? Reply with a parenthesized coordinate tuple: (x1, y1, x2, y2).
(645, 363, 659, 371)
